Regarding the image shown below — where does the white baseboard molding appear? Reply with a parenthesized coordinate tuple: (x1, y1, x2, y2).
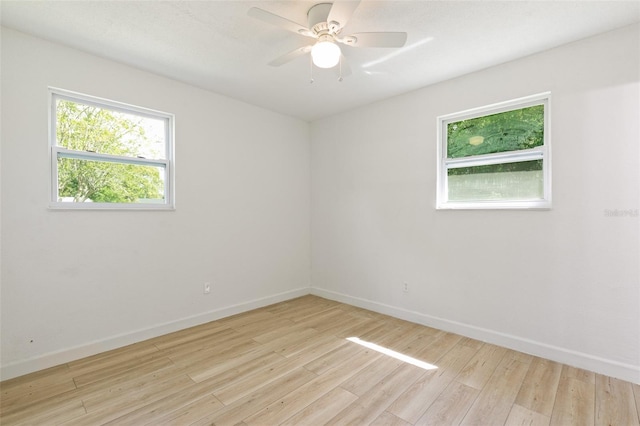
(311, 287, 640, 385)
(0, 287, 310, 381)
(5, 286, 638, 385)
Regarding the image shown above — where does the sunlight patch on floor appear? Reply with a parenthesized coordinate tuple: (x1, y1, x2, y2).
(346, 337, 438, 370)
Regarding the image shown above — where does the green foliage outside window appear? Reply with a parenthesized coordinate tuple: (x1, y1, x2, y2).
(56, 100, 165, 203)
(448, 159, 543, 176)
(447, 105, 544, 176)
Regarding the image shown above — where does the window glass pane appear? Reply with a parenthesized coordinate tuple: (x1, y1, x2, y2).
(447, 160, 543, 201)
(447, 105, 543, 159)
(56, 99, 166, 160)
(57, 156, 165, 204)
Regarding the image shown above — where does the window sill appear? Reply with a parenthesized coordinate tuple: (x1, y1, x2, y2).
(436, 200, 551, 210)
(48, 202, 175, 211)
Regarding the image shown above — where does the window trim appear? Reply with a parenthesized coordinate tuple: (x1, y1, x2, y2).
(48, 88, 175, 210)
(436, 92, 551, 210)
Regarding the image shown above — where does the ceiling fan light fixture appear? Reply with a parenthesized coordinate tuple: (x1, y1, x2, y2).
(311, 39, 341, 68)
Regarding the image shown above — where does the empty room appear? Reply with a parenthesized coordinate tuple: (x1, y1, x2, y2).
(1, 0, 639, 425)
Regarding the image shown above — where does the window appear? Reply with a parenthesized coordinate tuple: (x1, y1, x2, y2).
(437, 92, 551, 209)
(49, 88, 174, 209)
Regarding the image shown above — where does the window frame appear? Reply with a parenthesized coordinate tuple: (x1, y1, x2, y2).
(436, 92, 551, 210)
(49, 88, 175, 210)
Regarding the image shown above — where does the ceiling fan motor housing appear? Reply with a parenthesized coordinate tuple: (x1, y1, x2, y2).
(308, 3, 336, 35)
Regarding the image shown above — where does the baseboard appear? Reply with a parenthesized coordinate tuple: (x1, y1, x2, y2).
(311, 287, 640, 385)
(0, 287, 310, 381)
(5, 286, 638, 384)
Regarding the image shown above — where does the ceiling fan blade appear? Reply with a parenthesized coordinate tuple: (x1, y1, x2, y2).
(247, 7, 314, 38)
(327, 0, 361, 30)
(268, 45, 312, 67)
(343, 32, 408, 48)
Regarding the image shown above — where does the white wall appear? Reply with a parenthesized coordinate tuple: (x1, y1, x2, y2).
(311, 24, 640, 383)
(0, 28, 311, 379)
(2, 23, 638, 385)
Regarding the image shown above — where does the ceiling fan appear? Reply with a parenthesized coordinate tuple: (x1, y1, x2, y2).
(247, 1, 407, 75)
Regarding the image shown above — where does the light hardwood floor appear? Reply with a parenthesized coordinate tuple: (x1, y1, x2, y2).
(1, 295, 639, 425)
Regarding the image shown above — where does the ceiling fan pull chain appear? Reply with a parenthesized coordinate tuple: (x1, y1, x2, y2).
(309, 54, 314, 84)
(338, 56, 344, 82)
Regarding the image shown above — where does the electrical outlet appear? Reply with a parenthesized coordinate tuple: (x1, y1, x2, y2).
(403, 282, 409, 293)
(204, 282, 211, 294)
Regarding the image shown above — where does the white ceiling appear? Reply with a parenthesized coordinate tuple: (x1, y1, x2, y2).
(1, 1, 639, 121)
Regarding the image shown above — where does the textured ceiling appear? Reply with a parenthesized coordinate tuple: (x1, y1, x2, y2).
(1, 1, 639, 121)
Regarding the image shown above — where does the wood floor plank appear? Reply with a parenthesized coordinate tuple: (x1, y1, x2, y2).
(202, 335, 345, 404)
(327, 363, 423, 424)
(383, 323, 440, 357)
(455, 343, 508, 390)
(415, 380, 479, 425)
(0, 364, 71, 392)
(370, 411, 413, 426)
(254, 326, 319, 355)
(0, 364, 72, 399)
(160, 328, 253, 361)
(291, 306, 347, 330)
(243, 342, 380, 425)
(186, 346, 283, 384)
(233, 315, 300, 339)
(562, 364, 596, 384)
(358, 322, 406, 346)
(515, 356, 563, 417)
(66, 343, 160, 374)
(0, 378, 77, 415)
(505, 403, 551, 426)
(460, 352, 531, 425)
(102, 385, 223, 425)
(264, 296, 313, 314)
(0, 397, 86, 425)
(398, 330, 445, 360)
(274, 330, 337, 358)
(249, 320, 307, 344)
(62, 358, 178, 415)
(415, 331, 464, 366)
(283, 301, 339, 323)
(2, 295, 638, 426)
(332, 317, 387, 339)
(282, 334, 348, 366)
(167, 339, 260, 369)
(310, 309, 367, 334)
(303, 339, 372, 375)
(80, 364, 192, 413)
(550, 374, 595, 426)
(428, 337, 483, 379)
(595, 374, 640, 426)
(73, 354, 174, 389)
(215, 309, 278, 330)
(195, 368, 317, 426)
(64, 373, 195, 425)
(634, 383, 640, 423)
(313, 313, 370, 336)
(211, 348, 320, 406)
(188, 356, 286, 402)
(339, 354, 404, 397)
(386, 369, 452, 423)
(149, 322, 232, 350)
(152, 326, 239, 355)
(141, 394, 223, 426)
(279, 386, 359, 426)
(324, 302, 382, 319)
